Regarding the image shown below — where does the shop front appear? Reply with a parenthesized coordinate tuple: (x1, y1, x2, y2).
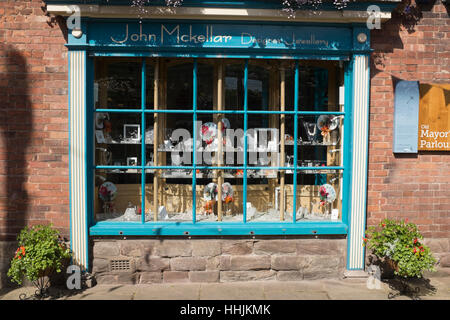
(45, 0, 400, 283)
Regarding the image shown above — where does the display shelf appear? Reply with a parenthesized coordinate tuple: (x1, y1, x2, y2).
(107, 169, 154, 174)
(105, 169, 338, 176)
(161, 172, 277, 179)
(157, 147, 278, 152)
(285, 169, 340, 174)
(285, 141, 340, 146)
(102, 141, 154, 145)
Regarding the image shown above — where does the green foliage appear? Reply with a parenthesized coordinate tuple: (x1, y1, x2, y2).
(364, 219, 437, 278)
(7, 225, 72, 285)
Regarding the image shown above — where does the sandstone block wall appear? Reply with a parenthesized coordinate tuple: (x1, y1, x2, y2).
(91, 237, 347, 284)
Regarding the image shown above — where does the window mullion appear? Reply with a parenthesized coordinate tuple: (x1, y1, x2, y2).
(217, 60, 224, 222)
(293, 60, 299, 223)
(153, 58, 160, 222)
(192, 59, 198, 224)
(280, 67, 285, 222)
(243, 59, 248, 223)
(141, 58, 146, 224)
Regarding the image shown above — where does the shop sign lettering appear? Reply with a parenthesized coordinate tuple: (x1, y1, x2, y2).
(419, 125, 450, 150)
(104, 22, 343, 50)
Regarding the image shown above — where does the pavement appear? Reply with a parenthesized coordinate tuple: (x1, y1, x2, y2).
(1, 269, 450, 301)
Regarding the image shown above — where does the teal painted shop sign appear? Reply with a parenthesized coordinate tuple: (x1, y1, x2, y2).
(77, 20, 367, 54)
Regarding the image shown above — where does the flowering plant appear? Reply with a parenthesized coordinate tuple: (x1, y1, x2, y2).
(7, 225, 72, 286)
(364, 219, 436, 278)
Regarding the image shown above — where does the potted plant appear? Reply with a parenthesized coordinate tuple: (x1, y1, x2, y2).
(364, 218, 437, 279)
(7, 224, 72, 297)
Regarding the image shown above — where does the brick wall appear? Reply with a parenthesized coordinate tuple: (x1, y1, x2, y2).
(0, 0, 70, 241)
(368, 2, 450, 242)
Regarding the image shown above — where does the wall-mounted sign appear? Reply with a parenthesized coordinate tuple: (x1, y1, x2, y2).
(86, 21, 353, 52)
(393, 81, 420, 153)
(418, 84, 450, 151)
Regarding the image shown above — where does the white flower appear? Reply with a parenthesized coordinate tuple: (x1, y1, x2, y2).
(383, 239, 399, 258)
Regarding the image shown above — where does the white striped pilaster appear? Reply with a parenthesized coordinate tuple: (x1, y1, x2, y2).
(69, 50, 88, 270)
(347, 55, 370, 270)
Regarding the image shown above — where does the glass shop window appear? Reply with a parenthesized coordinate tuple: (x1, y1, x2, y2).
(92, 57, 346, 226)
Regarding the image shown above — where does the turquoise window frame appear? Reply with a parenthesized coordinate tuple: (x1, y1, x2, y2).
(89, 55, 352, 236)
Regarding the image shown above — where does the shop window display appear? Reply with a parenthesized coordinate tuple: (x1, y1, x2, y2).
(93, 58, 346, 225)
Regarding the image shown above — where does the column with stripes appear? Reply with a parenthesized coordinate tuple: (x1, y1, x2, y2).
(347, 54, 370, 270)
(69, 50, 89, 270)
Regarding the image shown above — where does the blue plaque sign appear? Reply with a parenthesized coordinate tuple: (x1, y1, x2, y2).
(393, 80, 420, 153)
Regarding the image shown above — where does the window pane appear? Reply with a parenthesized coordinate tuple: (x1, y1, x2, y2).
(247, 114, 282, 168)
(245, 114, 288, 222)
(197, 60, 214, 110)
(295, 115, 343, 166)
(297, 61, 343, 112)
(295, 171, 343, 221)
(94, 169, 143, 222)
(196, 114, 244, 167)
(224, 60, 245, 110)
(195, 169, 244, 222)
(94, 112, 142, 167)
(145, 60, 155, 109)
(94, 58, 142, 109)
(158, 171, 193, 222)
(166, 60, 193, 109)
(283, 62, 296, 111)
(246, 170, 293, 222)
(156, 114, 193, 166)
(247, 60, 271, 110)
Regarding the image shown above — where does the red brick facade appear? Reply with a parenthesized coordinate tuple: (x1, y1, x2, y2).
(368, 2, 450, 239)
(0, 0, 69, 240)
(0, 1, 449, 241)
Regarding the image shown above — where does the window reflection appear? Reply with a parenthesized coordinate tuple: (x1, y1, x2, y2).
(145, 62, 155, 109)
(197, 62, 214, 110)
(247, 62, 270, 110)
(95, 59, 141, 109)
(299, 66, 329, 111)
(166, 61, 193, 109)
(225, 61, 245, 110)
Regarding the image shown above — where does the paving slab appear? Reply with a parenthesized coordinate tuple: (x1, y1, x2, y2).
(199, 282, 266, 300)
(264, 280, 325, 292)
(262, 281, 328, 300)
(264, 289, 330, 300)
(322, 279, 391, 300)
(134, 283, 201, 300)
(61, 285, 137, 300)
